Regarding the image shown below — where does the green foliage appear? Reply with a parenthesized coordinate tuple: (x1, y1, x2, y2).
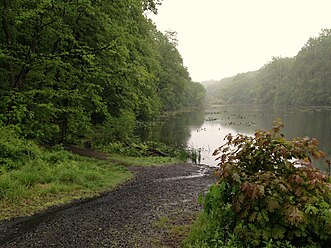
(0, 125, 41, 172)
(107, 154, 182, 167)
(0, 139, 132, 220)
(98, 140, 186, 160)
(206, 29, 331, 106)
(188, 148, 202, 164)
(0, 124, 181, 220)
(0, 155, 132, 219)
(154, 30, 205, 111)
(0, 0, 205, 145)
(187, 121, 331, 247)
(91, 110, 136, 146)
(184, 212, 241, 248)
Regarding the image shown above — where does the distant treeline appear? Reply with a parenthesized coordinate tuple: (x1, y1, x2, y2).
(0, 0, 205, 144)
(206, 29, 331, 106)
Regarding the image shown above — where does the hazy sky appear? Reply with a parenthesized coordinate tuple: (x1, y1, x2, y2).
(150, 0, 331, 82)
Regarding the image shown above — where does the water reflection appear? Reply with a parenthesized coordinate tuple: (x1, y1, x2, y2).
(136, 111, 205, 147)
(193, 105, 331, 169)
(137, 105, 331, 170)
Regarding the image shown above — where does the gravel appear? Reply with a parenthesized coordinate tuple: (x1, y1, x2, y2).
(0, 163, 215, 248)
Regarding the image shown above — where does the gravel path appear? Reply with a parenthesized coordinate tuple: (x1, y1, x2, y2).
(0, 163, 215, 247)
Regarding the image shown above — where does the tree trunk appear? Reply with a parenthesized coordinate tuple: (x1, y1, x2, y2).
(2, 0, 15, 87)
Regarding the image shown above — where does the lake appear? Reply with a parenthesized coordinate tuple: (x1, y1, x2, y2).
(138, 105, 331, 170)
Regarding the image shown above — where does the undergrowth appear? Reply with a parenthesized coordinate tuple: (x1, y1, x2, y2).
(184, 121, 331, 248)
(97, 140, 188, 159)
(107, 154, 182, 167)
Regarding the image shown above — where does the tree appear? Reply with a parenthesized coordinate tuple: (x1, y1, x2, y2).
(0, 0, 205, 144)
(205, 29, 331, 106)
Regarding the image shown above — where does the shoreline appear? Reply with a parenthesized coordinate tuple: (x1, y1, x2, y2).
(1, 163, 216, 247)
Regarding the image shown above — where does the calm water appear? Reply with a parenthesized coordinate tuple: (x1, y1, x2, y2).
(138, 105, 331, 170)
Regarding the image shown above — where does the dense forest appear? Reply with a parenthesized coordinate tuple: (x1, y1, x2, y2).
(0, 0, 205, 145)
(206, 29, 331, 106)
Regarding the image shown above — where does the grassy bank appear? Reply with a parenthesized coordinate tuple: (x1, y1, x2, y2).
(108, 154, 182, 167)
(0, 150, 133, 220)
(0, 126, 186, 221)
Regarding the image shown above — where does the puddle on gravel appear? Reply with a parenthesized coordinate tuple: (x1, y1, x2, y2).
(154, 165, 212, 182)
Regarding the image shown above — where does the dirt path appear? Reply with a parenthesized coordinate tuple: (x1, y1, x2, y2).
(0, 163, 215, 247)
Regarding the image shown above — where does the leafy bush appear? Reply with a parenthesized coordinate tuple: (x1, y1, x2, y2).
(42, 149, 75, 164)
(0, 125, 41, 172)
(91, 110, 136, 146)
(98, 140, 186, 159)
(189, 122, 331, 247)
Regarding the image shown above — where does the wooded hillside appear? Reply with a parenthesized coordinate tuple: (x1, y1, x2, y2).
(0, 0, 205, 144)
(206, 29, 331, 106)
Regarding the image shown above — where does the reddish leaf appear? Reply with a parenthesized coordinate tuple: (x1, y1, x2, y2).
(250, 185, 260, 200)
(279, 183, 288, 192)
(287, 206, 304, 224)
(312, 138, 319, 146)
(294, 175, 304, 184)
(241, 182, 250, 192)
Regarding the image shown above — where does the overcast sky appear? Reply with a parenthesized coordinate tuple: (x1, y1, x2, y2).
(150, 0, 331, 82)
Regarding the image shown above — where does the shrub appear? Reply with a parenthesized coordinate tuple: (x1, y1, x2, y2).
(0, 125, 40, 172)
(197, 121, 331, 247)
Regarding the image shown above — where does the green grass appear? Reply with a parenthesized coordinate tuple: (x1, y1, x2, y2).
(183, 213, 322, 248)
(151, 211, 198, 248)
(0, 148, 183, 221)
(108, 154, 183, 167)
(0, 125, 185, 221)
(182, 212, 225, 248)
(0, 153, 132, 220)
